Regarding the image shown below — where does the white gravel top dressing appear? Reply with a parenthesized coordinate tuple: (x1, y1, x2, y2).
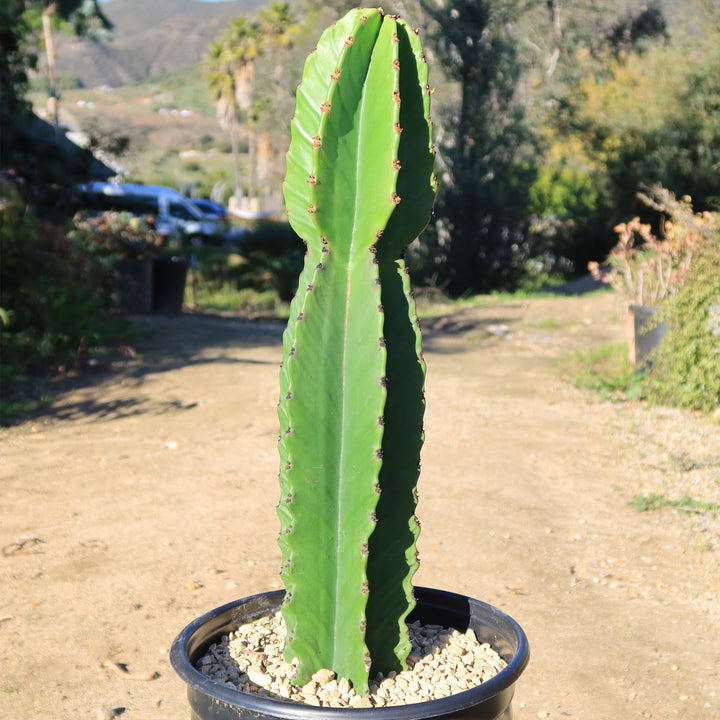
(197, 611, 507, 708)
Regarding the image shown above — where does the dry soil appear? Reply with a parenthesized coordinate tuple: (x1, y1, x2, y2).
(1, 291, 718, 720)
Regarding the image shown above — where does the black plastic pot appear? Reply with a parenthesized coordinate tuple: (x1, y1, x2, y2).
(153, 257, 188, 315)
(630, 304, 666, 366)
(170, 587, 529, 720)
(114, 258, 154, 314)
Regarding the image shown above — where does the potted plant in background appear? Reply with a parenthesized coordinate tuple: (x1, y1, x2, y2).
(588, 186, 708, 364)
(70, 210, 189, 315)
(69, 211, 160, 314)
(171, 8, 529, 719)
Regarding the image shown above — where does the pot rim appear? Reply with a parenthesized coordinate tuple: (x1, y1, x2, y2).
(170, 586, 529, 719)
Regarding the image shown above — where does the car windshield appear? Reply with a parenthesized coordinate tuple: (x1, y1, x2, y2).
(169, 201, 199, 220)
(193, 200, 224, 214)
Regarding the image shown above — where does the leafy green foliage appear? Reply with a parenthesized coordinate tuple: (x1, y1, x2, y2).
(644, 235, 720, 413)
(209, 221, 303, 303)
(569, 195, 720, 414)
(533, 19, 720, 270)
(22, 0, 112, 37)
(513, 1, 720, 278)
(421, 0, 538, 294)
(237, 221, 304, 302)
(180, 223, 304, 313)
(1, 2, 36, 170)
(278, 8, 435, 692)
(0, 188, 129, 409)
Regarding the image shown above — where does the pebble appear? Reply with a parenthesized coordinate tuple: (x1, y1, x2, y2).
(311, 668, 335, 685)
(247, 669, 271, 687)
(196, 612, 507, 708)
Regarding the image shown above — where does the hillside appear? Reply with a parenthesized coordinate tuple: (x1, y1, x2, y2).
(53, 0, 270, 88)
(50, 0, 694, 91)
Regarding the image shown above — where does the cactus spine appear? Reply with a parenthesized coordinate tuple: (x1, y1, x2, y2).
(278, 7, 437, 694)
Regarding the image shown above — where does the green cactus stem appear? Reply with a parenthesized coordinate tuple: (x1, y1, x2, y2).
(278, 7, 436, 694)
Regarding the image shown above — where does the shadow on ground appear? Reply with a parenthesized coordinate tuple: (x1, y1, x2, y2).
(10, 300, 544, 425)
(6, 311, 286, 427)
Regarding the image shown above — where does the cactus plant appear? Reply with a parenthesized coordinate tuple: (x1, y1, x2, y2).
(277, 7, 437, 695)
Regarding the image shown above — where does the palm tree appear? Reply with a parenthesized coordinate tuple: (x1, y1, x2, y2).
(202, 39, 243, 199)
(258, 1, 298, 57)
(204, 3, 300, 212)
(223, 15, 260, 203)
(36, 1, 111, 126)
(251, 3, 300, 196)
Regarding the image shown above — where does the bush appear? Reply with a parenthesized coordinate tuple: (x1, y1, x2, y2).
(237, 221, 305, 302)
(0, 190, 131, 392)
(68, 211, 162, 260)
(186, 222, 304, 312)
(644, 234, 720, 413)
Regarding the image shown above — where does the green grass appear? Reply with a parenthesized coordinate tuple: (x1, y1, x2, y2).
(533, 317, 562, 329)
(563, 342, 646, 402)
(185, 282, 289, 317)
(415, 288, 558, 319)
(630, 493, 719, 515)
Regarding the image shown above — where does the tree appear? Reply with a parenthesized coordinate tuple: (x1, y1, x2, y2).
(419, 0, 538, 293)
(532, 9, 719, 272)
(0, 2, 35, 148)
(518, 0, 675, 275)
(251, 2, 301, 194)
(1, 0, 112, 201)
(204, 3, 300, 208)
(202, 39, 244, 199)
(21, 1, 111, 125)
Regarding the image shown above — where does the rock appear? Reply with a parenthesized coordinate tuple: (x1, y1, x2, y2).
(351, 696, 373, 708)
(301, 679, 318, 695)
(246, 669, 271, 687)
(338, 677, 351, 695)
(311, 668, 336, 685)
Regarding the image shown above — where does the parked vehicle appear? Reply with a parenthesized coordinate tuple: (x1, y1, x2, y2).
(76, 183, 225, 244)
(188, 199, 233, 245)
(189, 198, 228, 223)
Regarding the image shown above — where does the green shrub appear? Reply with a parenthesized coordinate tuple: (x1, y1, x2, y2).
(235, 221, 304, 302)
(644, 236, 720, 413)
(0, 190, 131, 399)
(67, 211, 161, 260)
(185, 222, 303, 311)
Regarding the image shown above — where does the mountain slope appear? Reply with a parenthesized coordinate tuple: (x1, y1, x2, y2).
(54, 0, 269, 88)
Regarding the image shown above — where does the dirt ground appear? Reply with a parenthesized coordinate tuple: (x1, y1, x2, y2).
(1, 291, 718, 720)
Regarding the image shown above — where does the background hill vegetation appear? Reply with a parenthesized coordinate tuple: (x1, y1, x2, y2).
(31, 0, 719, 286)
(49, 0, 268, 88)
